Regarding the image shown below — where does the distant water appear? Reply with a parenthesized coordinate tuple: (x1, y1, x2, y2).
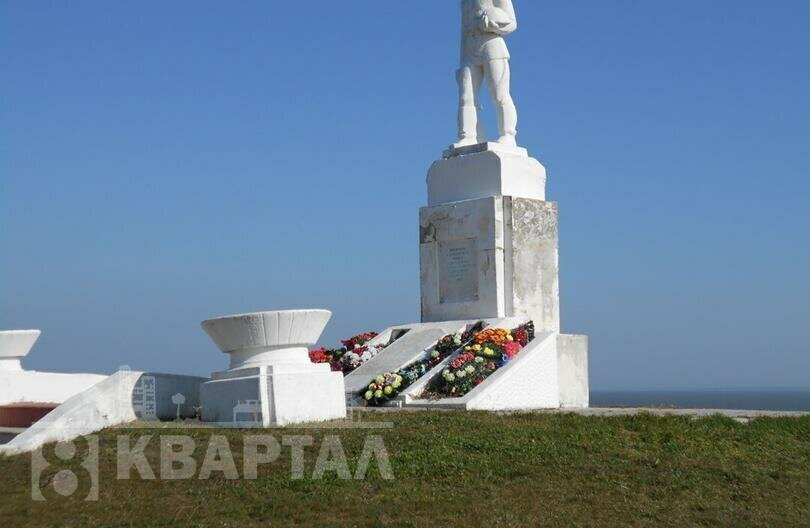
(591, 389, 810, 412)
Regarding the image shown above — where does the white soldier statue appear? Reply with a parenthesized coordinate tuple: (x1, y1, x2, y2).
(454, 0, 518, 148)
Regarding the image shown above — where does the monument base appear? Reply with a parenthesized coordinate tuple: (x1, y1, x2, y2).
(200, 363, 346, 427)
(428, 142, 545, 206)
(413, 139, 589, 410)
(420, 196, 560, 334)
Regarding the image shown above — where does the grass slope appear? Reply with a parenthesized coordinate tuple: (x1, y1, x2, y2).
(1, 411, 809, 527)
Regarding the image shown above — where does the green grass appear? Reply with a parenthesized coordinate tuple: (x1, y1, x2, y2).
(1, 411, 809, 527)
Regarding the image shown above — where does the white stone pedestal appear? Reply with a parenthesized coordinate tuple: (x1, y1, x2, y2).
(199, 310, 346, 426)
(429, 142, 546, 206)
(201, 363, 345, 427)
(417, 142, 589, 408)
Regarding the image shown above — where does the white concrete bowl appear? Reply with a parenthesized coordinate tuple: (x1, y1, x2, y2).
(201, 310, 332, 370)
(0, 330, 41, 372)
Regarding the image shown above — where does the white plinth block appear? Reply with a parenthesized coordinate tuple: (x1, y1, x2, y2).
(428, 144, 546, 206)
(200, 310, 346, 427)
(201, 364, 346, 427)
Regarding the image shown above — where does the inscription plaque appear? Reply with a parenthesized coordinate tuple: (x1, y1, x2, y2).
(438, 238, 479, 303)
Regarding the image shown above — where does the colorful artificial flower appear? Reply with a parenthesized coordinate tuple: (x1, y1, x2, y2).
(341, 332, 379, 349)
(360, 322, 496, 407)
(424, 322, 536, 398)
(308, 348, 332, 363)
(475, 328, 508, 346)
(308, 330, 390, 375)
(504, 341, 522, 358)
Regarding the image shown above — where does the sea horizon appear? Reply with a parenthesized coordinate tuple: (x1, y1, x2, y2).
(591, 388, 810, 412)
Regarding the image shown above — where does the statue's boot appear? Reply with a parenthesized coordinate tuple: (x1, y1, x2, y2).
(454, 105, 481, 148)
(496, 98, 518, 147)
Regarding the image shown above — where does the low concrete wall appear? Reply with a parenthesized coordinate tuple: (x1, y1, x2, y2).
(0, 371, 206, 455)
(0, 370, 107, 406)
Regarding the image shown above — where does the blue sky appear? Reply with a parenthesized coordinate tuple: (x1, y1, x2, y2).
(2, 1, 808, 390)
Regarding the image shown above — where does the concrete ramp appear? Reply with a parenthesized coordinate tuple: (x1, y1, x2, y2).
(343, 321, 476, 396)
(401, 330, 560, 410)
(0, 371, 206, 456)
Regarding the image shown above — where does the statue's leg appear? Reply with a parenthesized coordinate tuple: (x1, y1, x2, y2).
(485, 59, 517, 146)
(454, 66, 484, 148)
(471, 65, 487, 143)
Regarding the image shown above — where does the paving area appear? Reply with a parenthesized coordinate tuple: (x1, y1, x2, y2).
(552, 407, 810, 423)
(360, 405, 810, 423)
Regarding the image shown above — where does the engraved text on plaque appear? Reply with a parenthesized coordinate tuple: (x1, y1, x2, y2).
(438, 238, 479, 303)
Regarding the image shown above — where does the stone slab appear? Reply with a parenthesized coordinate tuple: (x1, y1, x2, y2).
(505, 197, 560, 333)
(557, 334, 589, 408)
(442, 141, 529, 159)
(420, 196, 560, 333)
(428, 148, 545, 206)
(420, 197, 507, 323)
(343, 323, 467, 395)
(270, 368, 346, 425)
(201, 364, 346, 427)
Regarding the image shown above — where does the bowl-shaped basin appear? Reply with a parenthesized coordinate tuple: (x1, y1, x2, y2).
(201, 310, 332, 353)
(0, 330, 41, 371)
